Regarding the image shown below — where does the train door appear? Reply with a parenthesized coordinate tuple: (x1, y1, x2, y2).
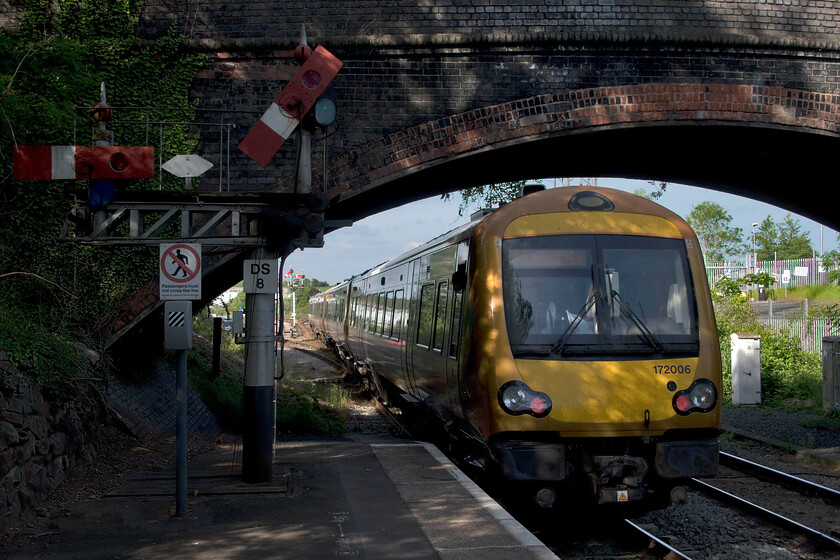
(445, 241, 469, 415)
(404, 258, 422, 394)
(408, 246, 458, 410)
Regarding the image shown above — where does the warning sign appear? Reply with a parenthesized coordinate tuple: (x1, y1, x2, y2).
(160, 243, 201, 300)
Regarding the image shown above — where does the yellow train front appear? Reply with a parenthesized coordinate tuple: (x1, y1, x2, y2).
(308, 185, 721, 511)
(465, 186, 720, 509)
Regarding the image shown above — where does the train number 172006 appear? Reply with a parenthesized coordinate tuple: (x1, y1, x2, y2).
(653, 364, 692, 375)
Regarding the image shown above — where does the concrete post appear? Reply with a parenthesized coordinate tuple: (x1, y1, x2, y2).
(242, 246, 277, 483)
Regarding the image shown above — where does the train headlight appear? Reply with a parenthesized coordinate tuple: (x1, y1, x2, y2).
(673, 379, 717, 415)
(498, 381, 552, 418)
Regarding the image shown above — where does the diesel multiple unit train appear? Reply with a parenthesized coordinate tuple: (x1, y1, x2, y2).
(308, 185, 721, 509)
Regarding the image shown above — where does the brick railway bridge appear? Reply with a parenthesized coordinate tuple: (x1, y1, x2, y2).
(7, 1, 840, 344)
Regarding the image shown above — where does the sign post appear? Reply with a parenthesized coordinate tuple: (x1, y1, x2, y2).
(163, 300, 193, 517)
(159, 242, 201, 513)
(159, 243, 202, 300)
(241, 251, 278, 483)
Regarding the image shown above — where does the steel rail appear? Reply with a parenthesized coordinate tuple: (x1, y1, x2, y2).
(623, 519, 693, 560)
(720, 451, 840, 505)
(689, 478, 840, 550)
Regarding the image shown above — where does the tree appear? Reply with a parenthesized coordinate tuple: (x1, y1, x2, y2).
(685, 202, 745, 262)
(776, 214, 813, 259)
(753, 216, 778, 262)
(0, 2, 204, 399)
(753, 214, 813, 260)
(633, 181, 668, 201)
(443, 180, 528, 216)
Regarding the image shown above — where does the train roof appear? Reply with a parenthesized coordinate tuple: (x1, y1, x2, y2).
(318, 185, 694, 291)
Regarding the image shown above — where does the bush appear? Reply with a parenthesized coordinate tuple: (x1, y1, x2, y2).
(275, 390, 347, 436)
(714, 290, 823, 408)
(182, 333, 347, 436)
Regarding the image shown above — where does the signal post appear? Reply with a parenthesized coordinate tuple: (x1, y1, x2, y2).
(241, 253, 279, 482)
(15, 29, 345, 488)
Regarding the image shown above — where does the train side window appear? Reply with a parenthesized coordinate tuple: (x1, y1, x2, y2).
(449, 290, 463, 359)
(393, 289, 404, 341)
(432, 281, 448, 351)
(365, 294, 375, 332)
(374, 293, 384, 335)
(382, 291, 394, 337)
(417, 283, 435, 348)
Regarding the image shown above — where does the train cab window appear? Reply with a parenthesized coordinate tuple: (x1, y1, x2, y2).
(502, 235, 698, 358)
(417, 283, 435, 347)
(432, 281, 449, 351)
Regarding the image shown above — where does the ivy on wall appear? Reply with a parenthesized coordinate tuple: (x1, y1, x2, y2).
(0, 0, 206, 399)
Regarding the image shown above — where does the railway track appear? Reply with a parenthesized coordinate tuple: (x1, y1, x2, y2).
(372, 397, 840, 558)
(688, 451, 840, 552)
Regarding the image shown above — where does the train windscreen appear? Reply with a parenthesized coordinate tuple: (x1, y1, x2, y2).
(502, 235, 699, 357)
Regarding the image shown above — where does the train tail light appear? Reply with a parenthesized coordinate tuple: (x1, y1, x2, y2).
(498, 381, 552, 418)
(673, 379, 717, 415)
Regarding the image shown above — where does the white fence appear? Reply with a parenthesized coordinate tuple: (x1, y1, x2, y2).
(706, 256, 833, 292)
(759, 316, 836, 353)
(706, 257, 839, 353)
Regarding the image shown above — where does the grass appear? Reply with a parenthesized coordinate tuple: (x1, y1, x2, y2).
(777, 284, 840, 304)
(183, 332, 349, 436)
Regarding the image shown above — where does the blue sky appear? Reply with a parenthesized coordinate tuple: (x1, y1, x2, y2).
(283, 178, 839, 285)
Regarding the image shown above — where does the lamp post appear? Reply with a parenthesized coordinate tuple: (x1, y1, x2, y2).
(752, 222, 758, 274)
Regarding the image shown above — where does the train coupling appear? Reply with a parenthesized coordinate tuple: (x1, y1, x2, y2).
(594, 455, 648, 504)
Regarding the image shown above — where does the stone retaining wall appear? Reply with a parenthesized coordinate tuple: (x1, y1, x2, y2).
(0, 350, 105, 528)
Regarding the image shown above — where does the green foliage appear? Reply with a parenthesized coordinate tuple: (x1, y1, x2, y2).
(283, 277, 331, 317)
(712, 275, 747, 298)
(444, 180, 534, 216)
(275, 390, 347, 436)
(823, 249, 840, 285)
(633, 181, 668, 201)
(714, 291, 823, 408)
(742, 272, 776, 288)
(189, 368, 244, 432)
(1, 2, 205, 397)
(753, 214, 813, 261)
(686, 201, 744, 261)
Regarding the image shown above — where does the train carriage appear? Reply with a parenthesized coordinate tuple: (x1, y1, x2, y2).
(309, 185, 721, 510)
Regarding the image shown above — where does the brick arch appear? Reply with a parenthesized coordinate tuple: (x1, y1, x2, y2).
(324, 82, 840, 229)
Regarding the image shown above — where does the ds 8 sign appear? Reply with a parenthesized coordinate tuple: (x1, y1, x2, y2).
(243, 260, 278, 294)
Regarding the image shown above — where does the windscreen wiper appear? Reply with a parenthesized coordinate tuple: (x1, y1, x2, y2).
(610, 290, 664, 353)
(551, 294, 597, 355)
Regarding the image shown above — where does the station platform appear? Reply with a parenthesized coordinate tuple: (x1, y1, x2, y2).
(3, 434, 557, 560)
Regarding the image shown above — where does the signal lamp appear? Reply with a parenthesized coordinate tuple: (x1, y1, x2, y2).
(302, 70, 322, 89)
(91, 102, 113, 122)
(305, 85, 338, 129)
(88, 179, 116, 207)
(498, 380, 552, 418)
(672, 379, 717, 415)
(109, 151, 130, 173)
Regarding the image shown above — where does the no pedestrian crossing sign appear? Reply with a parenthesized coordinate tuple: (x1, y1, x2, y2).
(160, 243, 202, 300)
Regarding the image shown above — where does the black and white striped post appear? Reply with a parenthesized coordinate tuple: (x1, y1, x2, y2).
(164, 300, 192, 516)
(242, 250, 278, 483)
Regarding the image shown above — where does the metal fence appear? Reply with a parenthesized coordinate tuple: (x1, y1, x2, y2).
(706, 256, 834, 292)
(706, 257, 839, 353)
(759, 316, 836, 353)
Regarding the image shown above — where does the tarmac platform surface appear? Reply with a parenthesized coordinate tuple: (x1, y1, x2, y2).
(3, 435, 557, 560)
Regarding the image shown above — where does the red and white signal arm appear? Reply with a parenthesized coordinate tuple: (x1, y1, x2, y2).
(13, 145, 155, 180)
(238, 46, 343, 167)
